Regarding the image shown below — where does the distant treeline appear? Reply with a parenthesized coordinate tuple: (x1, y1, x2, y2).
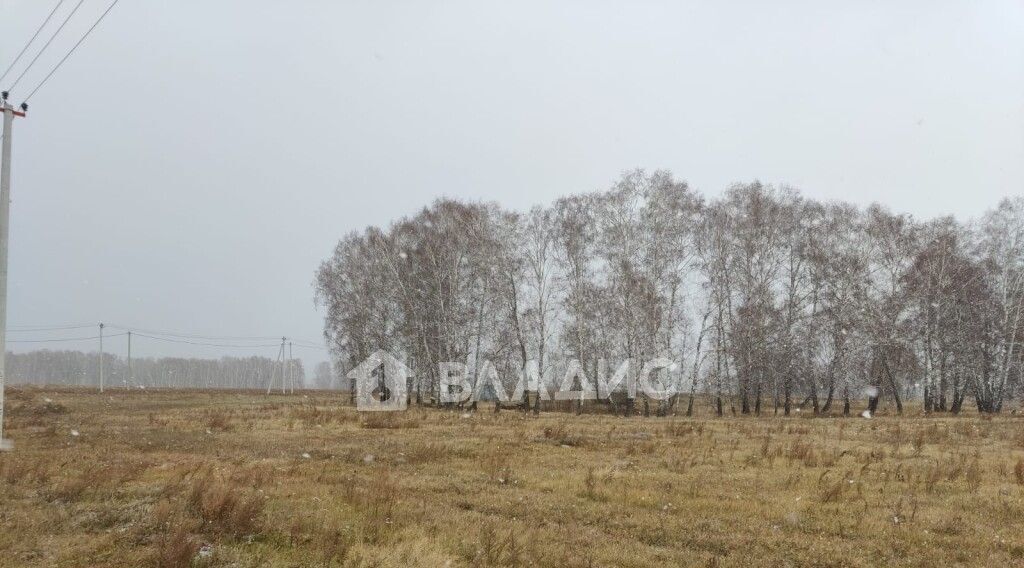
(316, 169, 1024, 415)
(5, 350, 311, 390)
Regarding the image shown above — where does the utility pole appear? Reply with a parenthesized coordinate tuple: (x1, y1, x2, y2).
(281, 336, 286, 394)
(98, 322, 105, 392)
(126, 331, 132, 388)
(266, 341, 283, 395)
(288, 341, 294, 393)
(0, 97, 26, 451)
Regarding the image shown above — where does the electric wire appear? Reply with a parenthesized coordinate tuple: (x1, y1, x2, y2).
(7, 324, 330, 351)
(7, 323, 95, 331)
(21, 0, 122, 103)
(131, 333, 281, 349)
(6, 0, 88, 92)
(290, 343, 329, 351)
(0, 0, 67, 86)
(106, 323, 280, 341)
(8, 332, 126, 343)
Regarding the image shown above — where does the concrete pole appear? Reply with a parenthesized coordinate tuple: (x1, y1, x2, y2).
(281, 337, 286, 394)
(266, 342, 282, 395)
(0, 103, 14, 450)
(99, 322, 104, 392)
(288, 341, 294, 393)
(126, 331, 132, 388)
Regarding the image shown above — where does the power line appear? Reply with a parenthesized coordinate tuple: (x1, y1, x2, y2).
(8, 323, 331, 351)
(22, 0, 123, 103)
(289, 337, 329, 346)
(131, 333, 281, 349)
(0, 0, 67, 86)
(8, 332, 125, 343)
(7, 323, 95, 331)
(6, 0, 88, 92)
(290, 343, 329, 351)
(105, 323, 281, 341)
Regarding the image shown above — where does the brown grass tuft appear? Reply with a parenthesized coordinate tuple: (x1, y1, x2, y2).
(186, 473, 264, 537)
(153, 524, 200, 568)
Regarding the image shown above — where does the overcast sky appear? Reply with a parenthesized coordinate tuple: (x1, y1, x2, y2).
(0, 1, 1021, 369)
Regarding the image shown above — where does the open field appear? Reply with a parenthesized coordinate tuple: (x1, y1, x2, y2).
(2, 388, 1024, 567)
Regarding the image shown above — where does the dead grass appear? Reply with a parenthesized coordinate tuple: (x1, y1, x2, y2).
(1, 387, 1024, 566)
(185, 471, 265, 537)
(153, 524, 199, 568)
(203, 409, 233, 432)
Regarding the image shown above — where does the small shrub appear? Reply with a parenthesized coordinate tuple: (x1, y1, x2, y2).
(204, 410, 233, 432)
(541, 419, 583, 447)
(186, 474, 264, 537)
(787, 441, 817, 467)
(154, 524, 199, 568)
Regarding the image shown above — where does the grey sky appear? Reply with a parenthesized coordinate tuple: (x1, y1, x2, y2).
(0, 1, 1020, 369)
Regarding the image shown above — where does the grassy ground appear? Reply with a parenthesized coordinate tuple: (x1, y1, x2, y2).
(1, 387, 1024, 567)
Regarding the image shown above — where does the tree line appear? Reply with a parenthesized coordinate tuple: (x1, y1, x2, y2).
(6, 350, 306, 391)
(315, 170, 1024, 415)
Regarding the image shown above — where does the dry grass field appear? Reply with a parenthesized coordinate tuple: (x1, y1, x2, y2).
(2, 387, 1024, 567)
